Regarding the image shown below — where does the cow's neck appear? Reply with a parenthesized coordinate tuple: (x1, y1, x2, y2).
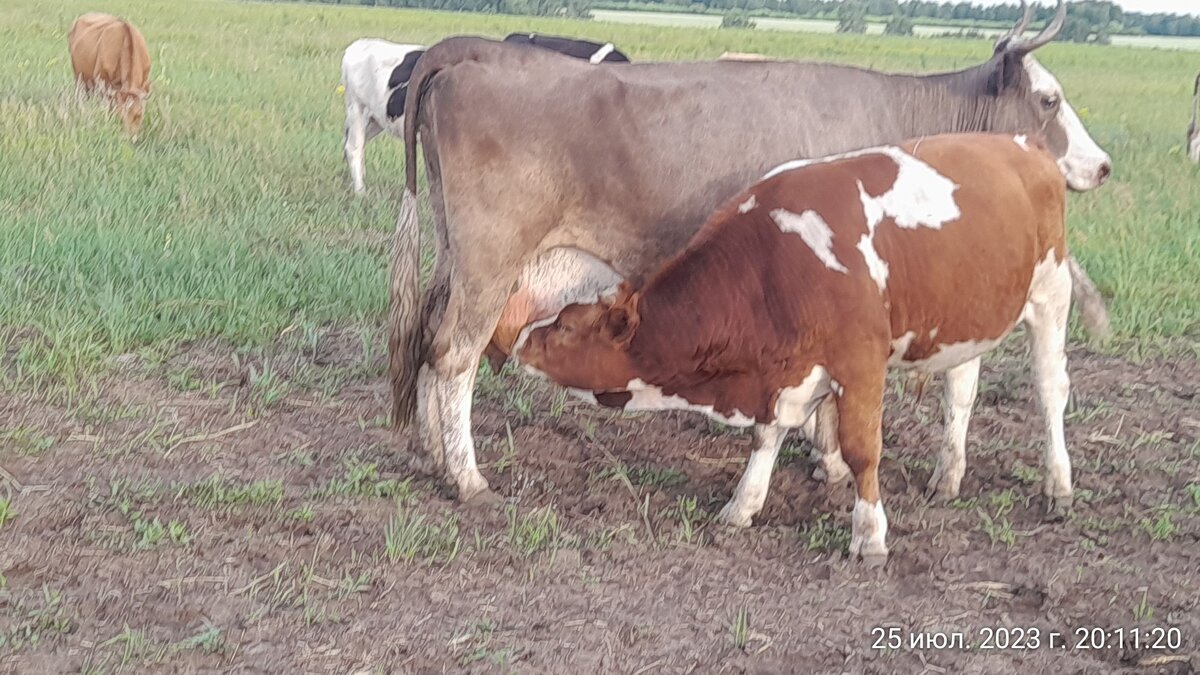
(895, 65, 1026, 140)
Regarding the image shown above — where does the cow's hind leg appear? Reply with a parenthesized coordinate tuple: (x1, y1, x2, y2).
(836, 372, 889, 566)
(1025, 257, 1074, 515)
(427, 277, 514, 503)
(809, 397, 851, 484)
(717, 424, 785, 527)
(925, 357, 981, 501)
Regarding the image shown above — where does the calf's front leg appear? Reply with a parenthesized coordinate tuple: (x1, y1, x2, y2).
(717, 424, 785, 527)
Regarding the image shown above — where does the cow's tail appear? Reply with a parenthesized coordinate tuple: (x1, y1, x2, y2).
(389, 37, 499, 426)
(1067, 255, 1111, 340)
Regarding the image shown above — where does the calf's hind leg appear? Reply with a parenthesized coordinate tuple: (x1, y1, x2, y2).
(1024, 258, 1074, 514)
(925, 357, 981, 501)
(835, 374, 889, 566)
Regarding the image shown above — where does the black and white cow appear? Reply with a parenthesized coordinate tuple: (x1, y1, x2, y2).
(502, 32, 630, 64)
(341, 38, 424, 194)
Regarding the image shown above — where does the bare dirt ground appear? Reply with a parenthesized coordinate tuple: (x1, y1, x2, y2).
(1, 330, 1198, 674)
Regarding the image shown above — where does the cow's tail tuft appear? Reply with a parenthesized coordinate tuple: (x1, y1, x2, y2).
(389, 37, 500, 426)
(1067, 255, 1111, 340)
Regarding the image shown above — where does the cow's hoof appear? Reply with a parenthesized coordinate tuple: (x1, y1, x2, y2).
(859, 551, 889, 568)
(716, 502, 754, 528)
(1044, 493, 1073, 520)
(457, 479, 500, 507)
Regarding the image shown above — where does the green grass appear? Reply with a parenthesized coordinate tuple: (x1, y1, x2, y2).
(383, 506, 462, 564)
(0, 0, 1197, 390)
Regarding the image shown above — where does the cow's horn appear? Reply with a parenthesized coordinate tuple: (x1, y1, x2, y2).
(1009, 0, 1066, 55)
(1002, 0, 1034, 42)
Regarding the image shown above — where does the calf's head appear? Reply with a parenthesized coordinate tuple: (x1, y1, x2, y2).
(983, 0, 1111, 190)
(517, 287, 641, 392)
(117, 89, 148, 138)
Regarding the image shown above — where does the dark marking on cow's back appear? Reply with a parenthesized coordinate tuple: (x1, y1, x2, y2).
(386, 49, 425, 120)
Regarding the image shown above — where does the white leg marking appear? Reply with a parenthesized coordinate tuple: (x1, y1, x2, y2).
(848, 498, 888, 560)
(770, 209, 848, 273)
(1024, 255, 1074, 505)
(344, 104, 368, 194)
(926, 357, 980, 500)
(415, 364, 445, 469)
(718, 425, 785, 528)
(434, 367, 490, 500)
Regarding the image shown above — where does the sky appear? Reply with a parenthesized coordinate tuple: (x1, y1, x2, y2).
(970, 0, 1197, 15)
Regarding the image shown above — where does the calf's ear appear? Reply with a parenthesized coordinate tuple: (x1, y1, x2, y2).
(604, 306, 638, 347)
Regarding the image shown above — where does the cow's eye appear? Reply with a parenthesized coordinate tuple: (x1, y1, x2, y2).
(1041, 95, 1060, 111)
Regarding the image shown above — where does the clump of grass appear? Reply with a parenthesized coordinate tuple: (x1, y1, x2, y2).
(730, 608, 751, 651)
(0, 427, 54, 456)
(799, 514, 852, 553)
(384, 507, 461, 565)
(320, 456, 414, 500)
(506, 505, 562, 557)
(1139, 508, 1177, 541)
(176, 474, 284, 509)
(1, 586, 73, 652)
(0, 497, 16, 530)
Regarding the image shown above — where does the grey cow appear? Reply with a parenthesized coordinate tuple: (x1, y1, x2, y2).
(389, 1, 1111, 545)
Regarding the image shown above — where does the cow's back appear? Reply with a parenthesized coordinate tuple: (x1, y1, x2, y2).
(68, 13, 150, 94)
(418, 42, 908, 276)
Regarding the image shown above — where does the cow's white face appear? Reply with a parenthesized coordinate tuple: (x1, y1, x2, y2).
(1023, 56, 1111, 191)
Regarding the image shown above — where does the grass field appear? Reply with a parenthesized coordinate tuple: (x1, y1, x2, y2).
(1, 0, 1199, 672)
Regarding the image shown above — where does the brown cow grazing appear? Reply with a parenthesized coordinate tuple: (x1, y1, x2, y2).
(68, 12, 151, 138)
(512, 133, 1073, 564)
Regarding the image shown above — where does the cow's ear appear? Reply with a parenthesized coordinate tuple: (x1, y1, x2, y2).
(986, 52, 1022, 96)
(604, 305, 638, 347)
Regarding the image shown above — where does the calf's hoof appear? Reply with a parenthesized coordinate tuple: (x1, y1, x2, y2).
(1044, 493, 1073, 520)
(923, 468, 963, 503)
(812, 461, 851, 485)
(858, 551, 889, 568)
(716, 502, 754, 528)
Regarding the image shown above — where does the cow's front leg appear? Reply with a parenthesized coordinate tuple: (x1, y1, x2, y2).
(717, 424, 785, 528)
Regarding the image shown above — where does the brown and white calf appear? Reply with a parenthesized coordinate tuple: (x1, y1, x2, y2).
(509, 133, 1072, 564)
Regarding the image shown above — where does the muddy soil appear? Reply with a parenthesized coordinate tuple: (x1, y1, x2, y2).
(1, 333, 1197, 674)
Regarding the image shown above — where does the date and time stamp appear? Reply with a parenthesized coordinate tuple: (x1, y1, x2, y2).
(870, 625, 1185, 653)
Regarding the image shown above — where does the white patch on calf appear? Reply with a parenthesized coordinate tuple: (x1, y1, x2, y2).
(1190, 134, 1200, 164)
(1023, 55, 1111, 191)
(856, 234, 889, 292)
(773, 366, 832, 428)
(621, 378, 757, 427)
(770, 209, 847, 273)
(738, 194, 757, 213)
(1013, 134, 1030, 151)
(899, 337, 1006, 374)
(887, 331, 917, 366)
(589, 42, 616, 64)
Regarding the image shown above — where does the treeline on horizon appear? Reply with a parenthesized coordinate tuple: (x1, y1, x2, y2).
(268, 0, 1200, 38)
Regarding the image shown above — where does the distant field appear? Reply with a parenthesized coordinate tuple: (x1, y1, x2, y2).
(2, 0, 1199, 672)
(593, 8, 1200, 49)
